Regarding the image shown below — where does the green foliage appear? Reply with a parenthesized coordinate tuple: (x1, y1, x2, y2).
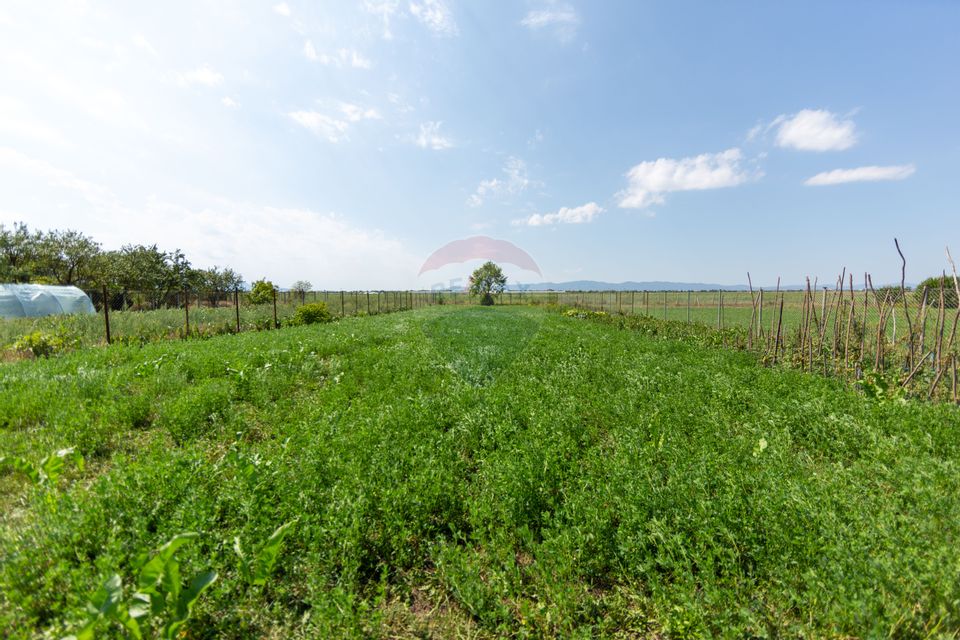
(2, 306, 960, 637)
(915, 275, 959, 308)
(234, 521, 297, 587)
(290, 302, 332, 326)
(11, 330, 69, 358)
(247, 279, 276, 305)
(0, 447, 83, 488)
(467, 261, 507, 304)
(69, 533, 217, 640)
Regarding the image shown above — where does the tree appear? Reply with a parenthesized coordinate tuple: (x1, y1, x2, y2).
(291, 280, 312, 304)
(248, 279, 276, 305)
(914, 275, 959, 309)
(468, 261, 507, 306)
(0, 222, 41, 283)
(195, 267, 244, 305)
(34, 229, 101, 286)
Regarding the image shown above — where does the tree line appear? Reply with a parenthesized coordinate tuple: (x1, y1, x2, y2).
(0, 222, 244, 304)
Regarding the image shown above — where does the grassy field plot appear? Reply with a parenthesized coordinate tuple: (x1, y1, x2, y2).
(1, 306, 958, 637)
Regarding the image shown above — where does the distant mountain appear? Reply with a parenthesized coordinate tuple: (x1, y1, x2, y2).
(502, 280, 806, 292)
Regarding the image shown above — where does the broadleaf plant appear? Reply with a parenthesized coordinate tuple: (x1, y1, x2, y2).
(234, 520, 296, 587)
(66, 532, 217, 640)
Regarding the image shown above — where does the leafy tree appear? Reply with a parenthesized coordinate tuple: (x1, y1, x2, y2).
(195, 267, 244, 305)
(0, 222, 41, 283)
(915, 275, 959, 308)
(248, 279, 276, 305)
(468, 261, 507, 306)
(98, 245, 191, 308)
(291, 280, 311, 304)
(34, 229, 101, 286)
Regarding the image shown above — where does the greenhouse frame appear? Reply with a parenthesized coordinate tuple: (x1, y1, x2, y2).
(0, 284, 96, 319)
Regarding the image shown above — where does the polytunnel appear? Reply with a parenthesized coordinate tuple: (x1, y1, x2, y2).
(0, 284, 96, 319)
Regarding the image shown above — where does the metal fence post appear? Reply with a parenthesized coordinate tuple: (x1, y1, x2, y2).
(340, 291, 345, 316)
(102, 285, 111, 345)
(687, 290, 691, 323)
(183, 289, 190, 338)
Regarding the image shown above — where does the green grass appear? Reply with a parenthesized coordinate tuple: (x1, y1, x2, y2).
(1, 305, 959, 637)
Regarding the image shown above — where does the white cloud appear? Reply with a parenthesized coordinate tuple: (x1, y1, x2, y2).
(273, 2, 291, 17)
(178, 65, 224, 87)
(805, 164, 915, 186)
(409, 0, 459, 37)
(289, 111, 351, 142)
(132, 33, 159, 58)
(515, 202, 603, 226)
(0, 97, 69, 146)
(339, 102, 381, 122)
(0, 147, 417, 288)
(467, 156, 535, 206)
(221, 96, 239, 109)
(0, 146, 123, 212)
(316, 48, 373, 69)
(774, 109, 857, 151)
(413, 121, 452, 150)
(364, 1, 401, 39)
(289, 103, 380, 142)
(617, 148, 754, 209)
(520, 4, 580, 41)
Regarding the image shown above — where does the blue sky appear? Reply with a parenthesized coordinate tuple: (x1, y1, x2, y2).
(1, 1, 957, 289)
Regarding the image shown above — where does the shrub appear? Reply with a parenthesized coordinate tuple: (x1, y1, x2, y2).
(11, 331, 68, 358)
(291, 302, 333, 326)
(914, 276, 958, 308)
(248, 279, 276, 305)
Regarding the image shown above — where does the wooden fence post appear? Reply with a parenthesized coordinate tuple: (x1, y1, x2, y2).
(234, 288, 241, 333)
(102, 285, 111, 345)
(272, 287, 278, 329)
(183, 289, 190, 338)
(687, 290, 691, 323)
(340, 291, 345, 316)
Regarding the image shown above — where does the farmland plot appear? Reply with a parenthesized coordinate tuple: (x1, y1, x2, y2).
(1, 306, 958, 638)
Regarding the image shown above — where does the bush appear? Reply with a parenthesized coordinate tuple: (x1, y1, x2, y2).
(291, 302, 333, 326)
(248, 279, 276, 305)
(914, 276, 958, 308)
(11, 331, 68, 358)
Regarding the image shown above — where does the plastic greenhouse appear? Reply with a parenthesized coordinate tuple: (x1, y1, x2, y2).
(0, 284, 96, 319)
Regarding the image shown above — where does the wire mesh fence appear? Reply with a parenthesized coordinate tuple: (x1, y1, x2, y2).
(3, 283, 957, 402)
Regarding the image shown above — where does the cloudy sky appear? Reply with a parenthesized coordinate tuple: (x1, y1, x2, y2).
(1, 1, 957, 288)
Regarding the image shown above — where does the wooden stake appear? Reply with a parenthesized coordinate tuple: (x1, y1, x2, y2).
(234, 288, 241, 333)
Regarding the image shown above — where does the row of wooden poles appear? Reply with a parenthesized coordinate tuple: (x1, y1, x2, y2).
(744, 244, 960, 402)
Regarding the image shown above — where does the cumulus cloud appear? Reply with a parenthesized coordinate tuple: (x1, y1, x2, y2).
(178, 65, 224, 87)
(515, 202, 603, 226)
(288, 103, 380, 142)
(0, 147, 417, 288)
(520, 4, 580, 41)
(364, 0, 401, 39)
(273, 2, 291, 17)
(805, 164, 915, 186)
(313, 47, 373, 69)
(773, 109, 857, 151)
(413, 121, 453, 150)
(221, 96, 239, 109)
(617, 148, 754, 209)
(409, 0, 459, 36)
(467, 157, 535, 206)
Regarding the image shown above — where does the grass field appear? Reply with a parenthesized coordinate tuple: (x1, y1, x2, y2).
(2, 305, 959, 637)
